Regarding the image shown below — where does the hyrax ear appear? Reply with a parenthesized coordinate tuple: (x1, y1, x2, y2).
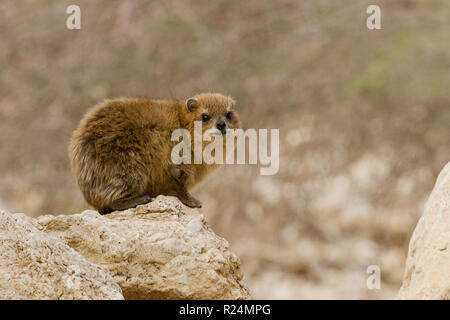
(186, 98, 198, 112)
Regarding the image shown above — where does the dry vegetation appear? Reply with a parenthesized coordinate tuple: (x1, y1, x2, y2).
(1, 0, 449, 299)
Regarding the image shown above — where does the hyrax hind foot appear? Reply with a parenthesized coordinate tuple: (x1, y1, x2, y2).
(99, 194, 152, 215)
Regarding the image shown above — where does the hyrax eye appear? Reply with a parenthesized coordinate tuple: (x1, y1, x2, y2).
(202, 114, 210, 122)
(226, 112, 233, 120)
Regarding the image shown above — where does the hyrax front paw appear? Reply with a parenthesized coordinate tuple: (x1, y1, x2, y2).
(179, 195, 202, 208)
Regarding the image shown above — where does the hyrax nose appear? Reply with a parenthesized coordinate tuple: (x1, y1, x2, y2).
(216, 120, 226, 131)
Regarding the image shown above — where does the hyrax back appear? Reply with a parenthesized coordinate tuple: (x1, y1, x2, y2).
(69, 93, 241, 214)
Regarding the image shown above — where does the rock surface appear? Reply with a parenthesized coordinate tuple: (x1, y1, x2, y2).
(397, 162, 450, 299)
(0, 210, 123, 300)
(35, 196, 250, 299)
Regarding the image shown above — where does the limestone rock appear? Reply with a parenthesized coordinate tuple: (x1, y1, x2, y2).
(0, 210, 123, 300)
(35, 196, 250, 299)
(397, 162, 450, 299)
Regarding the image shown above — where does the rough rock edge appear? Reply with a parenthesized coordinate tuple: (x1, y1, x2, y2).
(397, 162, 450, 300)
(35, 195, 251, 300)
(0, 210, 124, 300)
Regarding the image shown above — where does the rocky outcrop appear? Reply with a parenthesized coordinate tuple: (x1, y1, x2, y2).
(397, 162, 450, 300)
(0, 196, 250, 300)
(0, 211, 123, 299)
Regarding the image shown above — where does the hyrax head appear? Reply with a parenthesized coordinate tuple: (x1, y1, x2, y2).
(184, 93, 241, 136)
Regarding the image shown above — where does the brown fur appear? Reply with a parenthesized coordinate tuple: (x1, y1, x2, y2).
(69, 93, 241, 214)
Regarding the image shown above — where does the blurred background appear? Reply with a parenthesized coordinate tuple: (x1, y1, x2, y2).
(1, 0, 449, 299)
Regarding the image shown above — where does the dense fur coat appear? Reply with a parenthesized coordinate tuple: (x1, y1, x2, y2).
(69, 93, 241, 214)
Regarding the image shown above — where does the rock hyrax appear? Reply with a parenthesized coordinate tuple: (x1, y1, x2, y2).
(69, 93, 241, 214)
